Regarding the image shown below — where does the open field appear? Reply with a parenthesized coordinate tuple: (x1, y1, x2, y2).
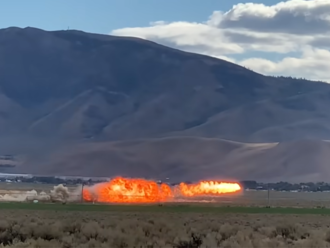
(3, 182, 330, 208)
(223, 190, 330, 208)
(1, 209, 330, 247)
(2, 202, 330, 215)
(3, 183, 330, 247)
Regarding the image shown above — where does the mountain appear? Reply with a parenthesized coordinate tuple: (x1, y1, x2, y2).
(19, 137, 330, 183)
(165, 90, 330, 142)
(1, 26, 330, 181)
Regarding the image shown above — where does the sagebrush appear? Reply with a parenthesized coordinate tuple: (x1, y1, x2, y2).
(0, 210, 329, 247)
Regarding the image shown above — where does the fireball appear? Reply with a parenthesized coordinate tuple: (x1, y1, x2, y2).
(83, 177, 173, 203)
(82, 177, 242, 203)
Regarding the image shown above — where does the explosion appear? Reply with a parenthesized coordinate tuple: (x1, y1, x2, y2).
(83, 177, 241, 203)
(83, 177, 173, 203)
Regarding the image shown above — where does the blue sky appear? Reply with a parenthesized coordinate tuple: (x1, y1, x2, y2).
(1, 0, 329, 82)
(0, 0, 282, 34)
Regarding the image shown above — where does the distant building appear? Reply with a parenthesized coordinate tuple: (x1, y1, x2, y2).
(0, 155, 14, 160)
(0, 173, 32, 178)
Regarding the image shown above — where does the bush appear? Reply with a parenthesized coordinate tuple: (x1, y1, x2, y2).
(0, 210, 329, 247)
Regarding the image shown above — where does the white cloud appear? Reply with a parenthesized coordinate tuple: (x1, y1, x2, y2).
(112, 21, 244, 56)
(111, 0, 330, 82)
(217, 1, 330, 34)
(240, 48, 330, 82)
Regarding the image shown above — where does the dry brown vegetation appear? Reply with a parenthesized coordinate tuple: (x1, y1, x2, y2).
(0, 210, 330, 247)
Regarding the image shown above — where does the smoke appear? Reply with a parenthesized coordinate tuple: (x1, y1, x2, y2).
(0, 190, 41, 202)
(49, 184, 70, 202)
(0, 184, 81, 203)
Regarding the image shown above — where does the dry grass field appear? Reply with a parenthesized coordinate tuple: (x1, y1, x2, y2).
(2, 183, 330, 247)
(216, 190, 330, 208)
(1, 209, 330, 247)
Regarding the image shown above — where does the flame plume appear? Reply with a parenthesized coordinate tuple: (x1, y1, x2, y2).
(83, 177, 241, 203)
(179, 181, 241, 196)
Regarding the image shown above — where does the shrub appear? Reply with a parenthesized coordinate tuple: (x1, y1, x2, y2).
(0, 210, 329, 247)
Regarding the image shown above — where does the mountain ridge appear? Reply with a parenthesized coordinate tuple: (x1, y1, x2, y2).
(0, 26, 329, 181)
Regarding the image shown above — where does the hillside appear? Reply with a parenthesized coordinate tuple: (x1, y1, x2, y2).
(17, 137, 330, 182)
(1, 26, 330, 181)
(165, 90, 330, 142)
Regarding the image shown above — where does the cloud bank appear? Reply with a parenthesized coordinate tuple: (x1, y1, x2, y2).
(111, 0, 330, 82)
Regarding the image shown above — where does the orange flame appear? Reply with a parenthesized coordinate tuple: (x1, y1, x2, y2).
(83, 177, 173, 203)
(179, 181, 241, 197)
(83, 177, 241, 203)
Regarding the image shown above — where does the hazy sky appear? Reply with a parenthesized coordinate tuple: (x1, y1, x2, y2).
(1, 0, 329, 82)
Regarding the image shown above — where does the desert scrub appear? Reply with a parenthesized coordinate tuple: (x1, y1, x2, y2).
(0, 211, 330, 247)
